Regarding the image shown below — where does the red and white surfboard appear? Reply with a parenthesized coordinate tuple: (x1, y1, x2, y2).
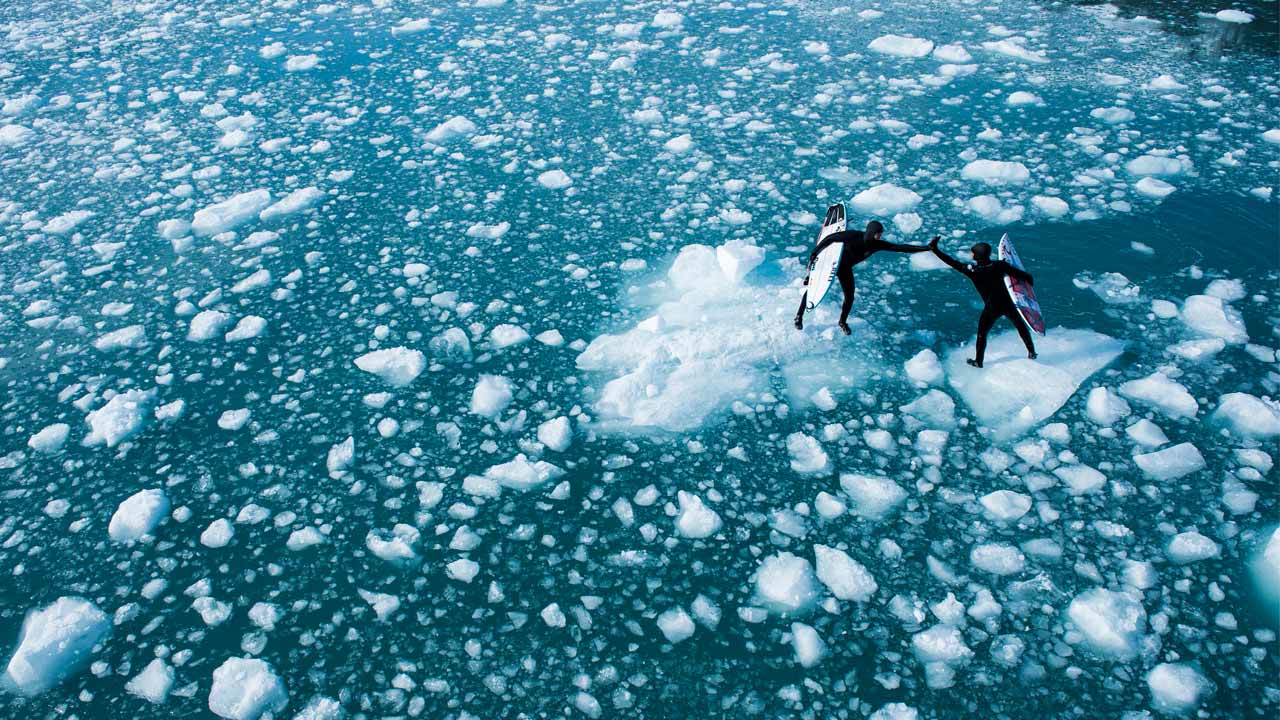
(998, 233, 1046, 336)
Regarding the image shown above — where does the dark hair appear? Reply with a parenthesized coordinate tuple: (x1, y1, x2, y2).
(971, 242, 992, 260)
(865, 220, 884, 235)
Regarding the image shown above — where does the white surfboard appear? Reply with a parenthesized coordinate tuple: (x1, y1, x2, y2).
(805, 203, 846, 310)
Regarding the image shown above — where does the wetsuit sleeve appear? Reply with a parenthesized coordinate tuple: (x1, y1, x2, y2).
(997, 260, 1034, 285)
(930, 247, 972, 276)
(869, 238, 930, 254)
(807, 235, 838, 269)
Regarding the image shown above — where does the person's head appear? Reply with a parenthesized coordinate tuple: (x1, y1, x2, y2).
(971, 242, 992, 262)
(865, 220, 884, 242)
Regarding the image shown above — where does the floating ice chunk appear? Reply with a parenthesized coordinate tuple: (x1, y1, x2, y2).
(1066, 588, 1146, 659)
(94, 325, 146, 351)
(0, 123, 33, 145)
(259, 187, 322, 222)
(868, 35, 934, 57)
(284, 54, 320, 71)
(202, 518, 235, 548)
(969, 543, 1025, 575)
(192, 189, 272, 236)
(675, 491, 722, 538)
(813, 544, 877, 601)
(42, 210, 94, 235)
(366, 525, 419, 564)
(1180, 295, 1247, 343)
(1126, 419, 1169, 447)
(537, 416, 572, 451)
(391, 18, 430, 35)
(753, 552, 816, 614)
(787, 433, 830, 475)
(900, 390, 955, 428)
(904, 349, 942, 386)
(1167, 531, 1219, 564)
(1215, 9, 1253, 23)
(1126, 155, 1185, 177)
(2, 597, 109, 696)
(1147, 663, 1210, 715)
(947, 329, 1124, 437)
(932, 43, 971, 62)
(536, 169, 572, 189)
(1263, 129, 1280, 144)
(357, 590, 399, 621)
(912, 625, 972, 688)
(484, 454, 564, 491)
(446, 559, 479, 583)
(354, 347, 424, 388)
(716, 240, 765, 284)
(189, 310, 233, 341)
(1006, 91, 1041, 106)
(326, 436, 354, 477)
(1031, 196, 1069, 217)
(126, 658, 174, 704)
(1168, 338, 1225, 361)
(968, 194, 1023, 224)
(840, 473, 907, 519)
(226, 316, 267, 342)
(108, 489, 169, 542)
(1250, 527, 1280, 613)
(1135, 443, 1205, 481)
(962, 160, 1030, 184)
(1143, 74, 1186, 91)
(652, 10, 684, 27)
(1054, 464, 1107, 495)
(1212, 393, 1280, 437)
(1135, 177, 1176, 199)
(657, 608, 695, 643)
(490, 324, 530, 349)
(425, 116, 476, 144)
(429, 328, 472, 360)
(790, 622, 825, 667)
(871, 704, 919, 720)
(293, 696, 342, 720)
(1090, 106, 1135, 124)
(28, 423, 70, 453)
(1086, 386, 1131, 425)
(663, 133, 693, 153)
(84, 389, 155, 447)
(981, 38, 1048, 63)
(1118, 372, 1198, 419)
(980, 490, 1031, 521)
(208, 657, 288, 720)
(470, 374, 514, 418)
(850, 182, 922, 214)
(286, 527, 324, 551)
(218, 408, 251, 431)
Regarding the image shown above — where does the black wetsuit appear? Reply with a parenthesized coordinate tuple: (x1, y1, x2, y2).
(796, 230, 929, 325)
(930, 247, 1036, 364)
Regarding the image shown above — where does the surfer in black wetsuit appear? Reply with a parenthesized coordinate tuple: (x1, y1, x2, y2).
(927, 237, 1037, 368)
(794, 220, 932, 334)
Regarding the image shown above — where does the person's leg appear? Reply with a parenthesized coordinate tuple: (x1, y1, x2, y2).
(1006, 308, 1037, 358)
(794, 290, 808, 329)
(836, 268, 855, 334)
(970, 305, 1000, 367)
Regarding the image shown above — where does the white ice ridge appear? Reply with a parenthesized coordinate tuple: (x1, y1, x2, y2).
(945, 328, 1125, 438)
(577, 243, 882, 432)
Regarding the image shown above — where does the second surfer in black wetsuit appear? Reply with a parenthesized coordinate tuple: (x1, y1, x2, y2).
(794, 220, 933, 334)
(927, 237, 1037, 368)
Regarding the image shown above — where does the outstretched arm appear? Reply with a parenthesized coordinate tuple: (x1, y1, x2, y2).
(997, 260, 1034, 285)
(870, 238, 931, 254)
(927, 237, 971, 275)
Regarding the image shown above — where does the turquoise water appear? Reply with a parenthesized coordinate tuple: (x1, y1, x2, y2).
(0, 1, 1277, 719)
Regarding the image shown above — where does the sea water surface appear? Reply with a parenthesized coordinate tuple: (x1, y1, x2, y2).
(0, 1, 1277, 719)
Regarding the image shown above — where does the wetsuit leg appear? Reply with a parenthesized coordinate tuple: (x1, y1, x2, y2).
(795, 290, 808, 320)
(1005, 307, 1036, 356)
(836, 268, 855, 325)
(974, 304, 1001, 365)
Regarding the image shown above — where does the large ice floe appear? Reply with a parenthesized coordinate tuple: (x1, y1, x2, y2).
(3, 597, 109, 696)
(945, 329, 1125, 438)
(577, 242, 880, 432)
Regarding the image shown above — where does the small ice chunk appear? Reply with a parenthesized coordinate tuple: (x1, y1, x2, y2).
(489, 324, 531, 349)
(126, 658, 174, 704)
(108, 489, 169, 542)
(840, 473, 907, 519)
(1125, 419, 1169, 447)
(259, 187, 322, 222)
(28, 423, 70, 453)
(969, 543, 1025, 575)
(753, 552, 816, 614)
(850, 182, 922, 214)
(188, 310, 233, 342)
(656, 608, 695, 643)
(354, 347, 425, 388)
(1054, 464, 1107, 495)
(786, 433, 830, 475)
(814, 544, 877, 601)
(1086, 386, 1131, 425)
(674, 491, 722, 539)
(904, 349, 942, 386)
(1135, 177, 1176, 199)
(1066, 588, 1146, 659)
(1135, 443, 1205, 481)
(1118, 372, 1198, 419)
(962, 159, 1030, 184)
(537, 416, 572, 451)
(536, 169, 573, 190)
(790, 622, 825, 667)
(868, 35, 935, 58)
(201, 518, 235, 548)
(208, 657, 288, 720)
(1147, 663, 1211, 715)
(1212, 393, 1280, 438)
(1215, 9, 1253, 23)
(2, 597, 109, 695)
(470, 375, 514, 418)
(1181, 295, 1247, 344)
(979, 490, 1031, 521)
(425, 116, 477, 143)
(1167, 531, 1219, 564)
(716, 239, 765, 284)
(191, 189, 272, 236)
